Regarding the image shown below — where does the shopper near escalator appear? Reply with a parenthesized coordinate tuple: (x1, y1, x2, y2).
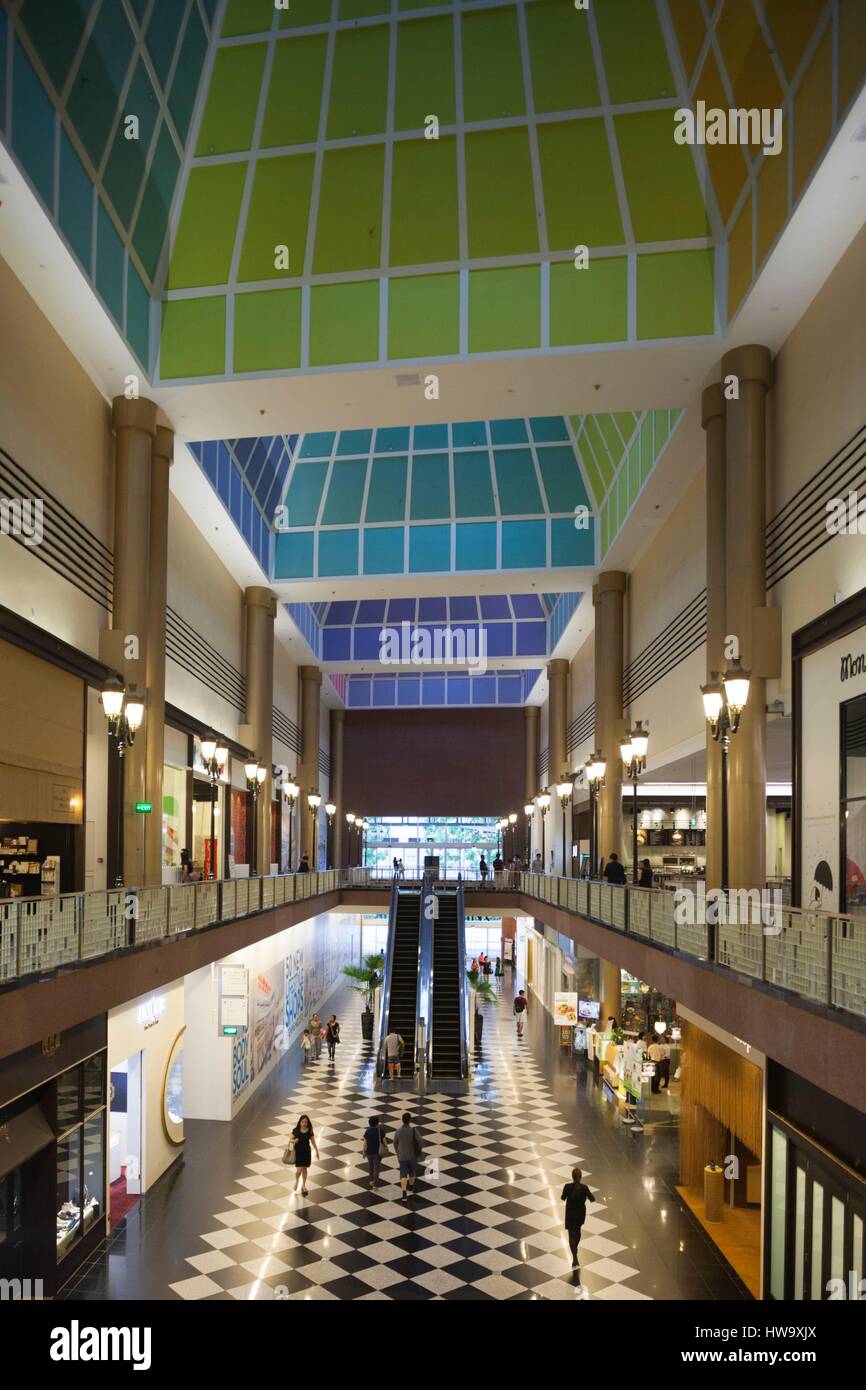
(561, 1166, 595, 1269)
(288, 1114, 320, 1197)
(361, 1115, 389, 1192)
(325, 1014, 340, 1061)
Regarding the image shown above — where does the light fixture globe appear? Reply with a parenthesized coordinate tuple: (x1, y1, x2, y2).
(215, 744, 229, 768)
(508, 812, 517, 825)
(325, 802, 336, 818)
(723, 661, 751, 714)
(654, 1020, 668, 1034)
(524, 803, 534, 818)
(346, 812, 356, 825)
(537, 792, 551, 813)
(308, 792, 322, 811)
(202, 734, 219, 763)
(630, 722, 649, 760)
(244, 757, 259, 782)
(620, 734, 634, 764)
(125, 695, 145, 732)
(256, 765, 267, 785)
(101, 677, 125, 721)
(700, 676, 724, 725)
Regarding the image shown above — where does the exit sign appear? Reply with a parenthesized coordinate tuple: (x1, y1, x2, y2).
(222, 1025, 238, 1036)
(135, 802, 152, 814)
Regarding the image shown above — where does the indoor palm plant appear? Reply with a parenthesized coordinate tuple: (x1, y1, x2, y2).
(466, 966, 498, 1047)
(343, 954, 385, 1040)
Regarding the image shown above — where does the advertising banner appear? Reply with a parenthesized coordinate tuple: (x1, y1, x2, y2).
(553, 991, 578, 1026)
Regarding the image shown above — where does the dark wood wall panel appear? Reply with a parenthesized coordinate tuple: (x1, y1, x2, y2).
(342, 709, 526, 816)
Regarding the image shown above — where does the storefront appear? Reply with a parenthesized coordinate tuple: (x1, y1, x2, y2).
(161, 727, 189, 882)
(0, 1015, 107, 1296)
(766, 1062, 865, 1301)
(794, 584, 866, 917)
(183, 912, 356, 1122)
(106, 981, 185, 1229)
(0, 635, 86, 897)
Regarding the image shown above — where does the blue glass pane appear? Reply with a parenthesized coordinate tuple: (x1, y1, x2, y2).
(336, 429, 373, 456)
(299, 431, 335, 458)
(12, 46, 55, 207)
(452, 421, 487, 447)
(412, 424, 448, 450)
(95, 200, 125, 326)
(489, 418, 528, 445)
(362, 528, 404, 575)
(409, 525, 450, 572)
(127, 262, 151, 368)
(374, 426, 410, 453)
(530, 416, 569, 443)
(59, 130, 93, 270)
(274, 531, 314, 579)
(318, 529, 359, 577)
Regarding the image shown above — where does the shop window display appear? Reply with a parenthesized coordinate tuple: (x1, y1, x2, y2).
(55, 1057, 107, 1262)
(842, 693, 866, 918)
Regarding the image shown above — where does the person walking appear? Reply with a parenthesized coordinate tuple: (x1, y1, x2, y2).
(393, 1112, 423, 1201)
(514, 988, 528, 1037)
(658, 1039, 671, 1089)
(494, 956, 503, 988)
(603, 852, 626, 885)
(325, 1014, 340, 1061)
(384, 1028, 404, 1078)
(288, 1114, 319, 1197)
(296, 854, 310, 873)
(361, 1115, 389, 1192)
(479, 854, 489, 884)
(301, 1029, 313, 1065)
(309, 1012, 322, 1060)
(638, 858, 653, 887)
(532, 852, 543, 874)
(561, 1166, 595, 1269)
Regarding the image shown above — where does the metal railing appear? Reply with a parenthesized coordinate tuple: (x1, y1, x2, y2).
(517, 874, 866, 1021)
(0, 869, 341, 988)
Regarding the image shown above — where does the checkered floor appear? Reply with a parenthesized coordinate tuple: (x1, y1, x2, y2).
(168, 998, 653, 1301)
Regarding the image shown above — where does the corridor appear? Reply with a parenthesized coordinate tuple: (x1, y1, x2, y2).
(61, 975, 750, 1302)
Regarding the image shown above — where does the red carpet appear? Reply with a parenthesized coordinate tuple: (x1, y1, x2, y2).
(109, 1168, 140, 1228)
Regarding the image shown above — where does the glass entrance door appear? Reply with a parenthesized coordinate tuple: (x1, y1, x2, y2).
(771, 1116, 866, 1299)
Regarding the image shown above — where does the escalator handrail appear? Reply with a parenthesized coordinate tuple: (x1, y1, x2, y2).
(417, 873, 434, 1077)
(376, 875, 400, 1077)
(456, 880, 470, 1078)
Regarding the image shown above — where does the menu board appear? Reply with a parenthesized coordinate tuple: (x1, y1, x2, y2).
(553, 992, 578, 1026)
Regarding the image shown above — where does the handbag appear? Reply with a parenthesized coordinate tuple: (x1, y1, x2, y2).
(379, 1127, 390, 1157)
(281, 1137, 296, 1165)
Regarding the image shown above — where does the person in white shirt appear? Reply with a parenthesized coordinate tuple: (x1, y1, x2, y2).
(384, 1029, 404, 1079)
(647, 1038, 664, 1093)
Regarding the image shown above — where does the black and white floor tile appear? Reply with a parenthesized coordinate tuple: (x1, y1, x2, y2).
(168, 1000, 653, 1302)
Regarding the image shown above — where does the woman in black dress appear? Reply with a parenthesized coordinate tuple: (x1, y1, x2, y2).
(561, 1165, 595, 1269)
(291, 1114, 320, 1196)
(325, 1015, 340, 1061)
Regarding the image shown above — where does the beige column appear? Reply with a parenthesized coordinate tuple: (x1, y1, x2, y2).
(593, 572, 627, 866)
(330, 708, 344, 869)
(524, 705, 539, 860)
(702, 385, 726, 891)
(300, 666, 323, 865)
(243, 587, 277, 875)
(144, 425, 173, 886)
(547, 658, 569, 871)
(723, 346, 772, 891)
(110, 396, 157, 885)
(600, 958, 622, 1030)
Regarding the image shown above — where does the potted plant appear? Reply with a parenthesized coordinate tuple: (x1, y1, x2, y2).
(466, 967, 498, 1048)
(343, 954, 384, 1040)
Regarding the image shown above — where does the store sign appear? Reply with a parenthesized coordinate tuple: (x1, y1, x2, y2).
(219, 964, 249, 1033)
(137, 995, 166, 1029)
(222, 1025, 238, 1036)
(553, 992, 578, 1026)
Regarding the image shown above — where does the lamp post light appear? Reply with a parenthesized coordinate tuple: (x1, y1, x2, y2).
(325, 802, 336, 869)
(701, 662, 751, 899)
(535, 791, 551, 871)
(244, 756, 266, 876)
(524, 803, 534, 861)
(556, 780, 574, 877)
(508, 812, 517, 860)
(346, 812, 356, 867)
(199, 734, 228, 881)
(308, 791, 321, 869)
(101, 677, 145, 887)
(585, 752, 607, 878)
(620, 720, 649, 883)
(284, 777, 299, 872)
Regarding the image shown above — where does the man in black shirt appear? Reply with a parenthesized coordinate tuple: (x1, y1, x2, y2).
(603, 852, 626, 885)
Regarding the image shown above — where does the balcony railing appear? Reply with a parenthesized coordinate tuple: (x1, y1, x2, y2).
(517, 873, 866, 1022)
(0, 870, 340, 988)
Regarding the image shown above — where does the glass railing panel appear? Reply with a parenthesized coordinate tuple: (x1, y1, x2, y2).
(576, 880, 588, 916)
(567, 878, 577, 912)
(831, 914, 866, 1017)
(136, 886, 168, 943)
(650, 891, 676, 947)
(717, 919, 762, 978)
(18, 894, 79, 973)
(611, 886, 626, 930)
(168, 883, 196, 936)
(81, 889, 129, 959)
(235, 878, 249, 916)
(629, 886, 650, 938)
(248, 877, 262, 912)
(261, 876, 275, 911)
(194, 880, 219, 929)
(764, 908, 826, 1003)
(220, 879, 237, 920)
(0, 901, 18, 982)
(589, 882, 600, 919)
(599, 884, 613, 924)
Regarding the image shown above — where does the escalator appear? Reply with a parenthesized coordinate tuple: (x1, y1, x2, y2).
(429, 889, 467, 1082)
(382, 888, 421, 1071)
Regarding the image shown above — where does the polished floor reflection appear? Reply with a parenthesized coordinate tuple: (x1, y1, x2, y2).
(61, 974, 752, 1301)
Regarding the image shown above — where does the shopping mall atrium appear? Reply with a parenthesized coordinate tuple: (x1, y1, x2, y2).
(0, 0, 864, 1339)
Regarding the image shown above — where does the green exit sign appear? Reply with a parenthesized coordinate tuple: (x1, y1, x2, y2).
(222, 1025, 238, 1036)
(135, 802, 152, 814)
